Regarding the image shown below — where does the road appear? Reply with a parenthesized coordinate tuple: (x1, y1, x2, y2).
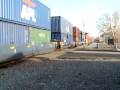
(0, 49, 120, 90)
(68, 51, 120, 55)
(59, 50, 120, 59)
(85, 43, 98, 49)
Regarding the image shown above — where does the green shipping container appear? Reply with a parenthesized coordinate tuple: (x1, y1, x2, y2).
(30, 28, 51, 45)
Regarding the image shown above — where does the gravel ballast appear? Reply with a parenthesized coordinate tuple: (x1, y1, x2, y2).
(0, 57, 120, 90)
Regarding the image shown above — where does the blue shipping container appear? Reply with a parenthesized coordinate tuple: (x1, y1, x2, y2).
(51, 16, 73, 44)
(0, 21, 29, 45)
(51, 32, 61, 41)
(51, 16, 61, 32)
(0, 0, 50, 30)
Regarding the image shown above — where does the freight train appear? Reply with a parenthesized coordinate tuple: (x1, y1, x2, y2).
(0, 0, 55, 63)
(0, 0, 90, 63)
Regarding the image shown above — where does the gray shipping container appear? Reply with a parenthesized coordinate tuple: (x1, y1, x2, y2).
(0, 21, 29, 45)
(51, 16, 73, 44)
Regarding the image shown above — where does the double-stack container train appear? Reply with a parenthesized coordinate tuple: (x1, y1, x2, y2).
(51, 16, 73, 48)
(0, 0, 55, 62)
(0, 0, 91, 63)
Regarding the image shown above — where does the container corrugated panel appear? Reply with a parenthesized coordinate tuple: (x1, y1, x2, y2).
(51, 16, 73, 34)
(0, 21, 29, 45)
(0, 44, 55, 62)
(51, 32, 61, 41)
(30, 27, 51, 44)
(51, 16, 61, 32)
(61, 17, 73, 44)
(0, 0, 50, 30)
(86, 34, 92, 44)
(67, 34, 73, 44)
(73, 27, 80, 42)
(61, 17, 73, 35)
(61, 33, 73, 45)
(51, 16, 73, 44)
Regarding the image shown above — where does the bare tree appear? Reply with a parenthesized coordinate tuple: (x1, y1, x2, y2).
(112, 11, 119, 28)
(96, 14, 111, 33)
(97, 11, 120, 49)
(111, 11, 120, 48)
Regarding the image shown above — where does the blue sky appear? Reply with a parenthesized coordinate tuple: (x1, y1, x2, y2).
(39, 0, 120, 37)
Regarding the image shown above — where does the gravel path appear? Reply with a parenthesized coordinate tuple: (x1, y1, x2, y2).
(1, 49, 120, 90)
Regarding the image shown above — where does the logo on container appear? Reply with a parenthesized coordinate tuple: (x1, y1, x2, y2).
(21, 0, 37, 22)
(23, 0, 36, 8)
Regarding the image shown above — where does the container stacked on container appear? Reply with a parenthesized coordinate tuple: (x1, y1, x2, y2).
(51, 16, 73, 48)
(0, 0, 54, 62)
(73, 26, 80, 46)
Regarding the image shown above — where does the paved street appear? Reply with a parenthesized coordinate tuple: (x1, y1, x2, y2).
(59, 50, 120, 59)
(85, 43, 98, 49)
(0, 48, 120, 90)
(68, 50, 120, 55)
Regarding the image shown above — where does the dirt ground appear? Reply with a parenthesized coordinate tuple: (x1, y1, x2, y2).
(0, 49, 120, 90)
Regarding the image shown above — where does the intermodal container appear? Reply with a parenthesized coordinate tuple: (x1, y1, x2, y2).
(51, 32, 61, 41)
(61, 17, 73, 35)
(51, 16, 61, 32)
(86, 34, 92, 45)
(73, 26, 80, 42)
(60, 33, 73, 45)
(30, 27, 51, 44)
(51, 16, 73, 45)
(80, 31, 85, 43)
(0, 21, 29, 45)
(0, 0, 50, 29)
(29, 27, 55, 54)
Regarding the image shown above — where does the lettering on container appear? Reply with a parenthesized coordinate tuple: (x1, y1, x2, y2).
(21, 0, 36, 22)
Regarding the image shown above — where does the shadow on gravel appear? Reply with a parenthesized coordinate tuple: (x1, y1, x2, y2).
(35, 57, 50, 62)
(0, 53, 26, 68)
(0, 56, 51, 69)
